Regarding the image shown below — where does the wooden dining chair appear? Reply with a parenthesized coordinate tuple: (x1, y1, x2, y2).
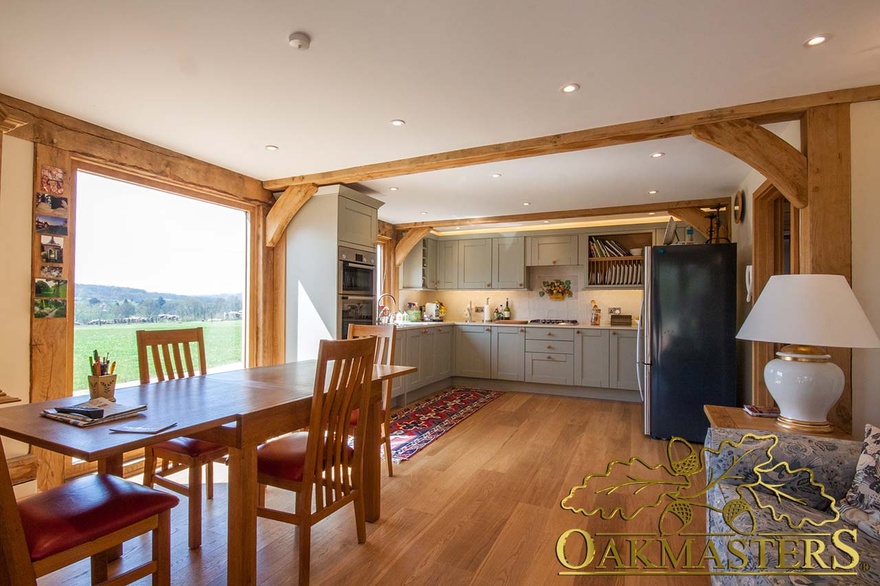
(347, 323, 397, 476)
(136, 327, 228, 550)
(0, 441, 179, 585)
(256, 336, 376, 585)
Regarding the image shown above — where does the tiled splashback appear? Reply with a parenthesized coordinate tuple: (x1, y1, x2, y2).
(397, 266, 643, 325)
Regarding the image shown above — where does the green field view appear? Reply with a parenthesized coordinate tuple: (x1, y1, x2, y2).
(73, 320, 243, 392)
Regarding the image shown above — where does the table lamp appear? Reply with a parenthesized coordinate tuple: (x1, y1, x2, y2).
(736, 274, 880, 432)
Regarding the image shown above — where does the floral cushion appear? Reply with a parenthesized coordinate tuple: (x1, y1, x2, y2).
(841, 423, 880, 541)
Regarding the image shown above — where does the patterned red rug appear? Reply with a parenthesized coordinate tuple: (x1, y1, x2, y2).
(389, 387, 503, 462)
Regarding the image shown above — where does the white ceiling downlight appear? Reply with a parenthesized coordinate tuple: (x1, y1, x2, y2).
(264, 145, 279, 151)
(561, 83, 580, 93)
(804, 34, 829, 47)
(650, 152, 665, 158)
(390, 119, 406, 127)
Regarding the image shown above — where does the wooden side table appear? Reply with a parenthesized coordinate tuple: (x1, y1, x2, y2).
(703, 405, 852, 441)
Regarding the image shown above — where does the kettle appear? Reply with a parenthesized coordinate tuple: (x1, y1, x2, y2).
(425, 303, 440, 321)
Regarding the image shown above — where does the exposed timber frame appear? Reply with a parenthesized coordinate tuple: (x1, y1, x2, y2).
(263, 84, 880, 191)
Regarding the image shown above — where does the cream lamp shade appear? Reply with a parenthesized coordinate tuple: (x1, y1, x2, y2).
(737, 274, 880, 432)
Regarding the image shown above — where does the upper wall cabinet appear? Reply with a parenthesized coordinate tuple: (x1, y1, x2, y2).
(493, 237, 526, 289)
(526, 235, 579, 266)
(458, 238, 493, 289)
(338, 195, 379, 251)
(437, 239, 459, 289)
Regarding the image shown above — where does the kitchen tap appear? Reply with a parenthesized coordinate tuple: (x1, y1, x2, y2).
(377, 293, 397, 325)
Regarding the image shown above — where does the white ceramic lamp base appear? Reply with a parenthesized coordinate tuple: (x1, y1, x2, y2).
(763, 346, 844, 433)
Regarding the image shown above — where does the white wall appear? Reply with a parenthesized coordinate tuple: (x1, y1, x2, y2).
(0, 136, 35, 496)
(851, 100, 880, 435)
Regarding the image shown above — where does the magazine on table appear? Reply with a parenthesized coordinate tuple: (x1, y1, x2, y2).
(41, 397, 147, 427)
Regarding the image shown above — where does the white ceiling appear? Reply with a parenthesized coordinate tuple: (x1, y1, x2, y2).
(1, 1, 879, 225)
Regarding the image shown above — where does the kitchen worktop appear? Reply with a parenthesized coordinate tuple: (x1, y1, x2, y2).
(390, 321, 637, 330)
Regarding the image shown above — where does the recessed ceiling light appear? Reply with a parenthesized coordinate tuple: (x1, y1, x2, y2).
(522, 202, 531, 206)
(390, 119, 406, 127)
(420, 211, 428, 215)
(491, 173, 502, 178)
(650, 152, 665, 158)
(648, 190, 659, 195)
(804, 34, 829, 47)
(561, 83, 580, 94)
(389, 187, 399, 191)
(265, 145, 279, 151)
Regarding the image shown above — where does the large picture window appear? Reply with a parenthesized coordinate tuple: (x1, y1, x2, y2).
(73, 171, 248, 393)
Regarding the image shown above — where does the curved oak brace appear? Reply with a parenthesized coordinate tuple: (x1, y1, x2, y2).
(265, 183, 318, 248)
(0, 103, 28, 133)
(394, 227, 432, 267)
(668, 207, 711, 239)
(691, 119, 808, 209)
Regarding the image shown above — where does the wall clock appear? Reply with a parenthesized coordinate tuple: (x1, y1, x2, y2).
(732, 190, 744, 224)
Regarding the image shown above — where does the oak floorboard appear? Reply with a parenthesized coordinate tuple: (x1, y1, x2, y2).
(35, 392, 708, 585)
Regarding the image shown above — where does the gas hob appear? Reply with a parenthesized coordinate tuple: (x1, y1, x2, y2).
(528, 319, 579, 325)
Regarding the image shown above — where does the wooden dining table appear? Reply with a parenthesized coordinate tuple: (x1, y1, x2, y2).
(0, 360, 414, 585)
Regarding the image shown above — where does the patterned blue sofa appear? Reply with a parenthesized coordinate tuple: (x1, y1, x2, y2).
(703, 427, 880, 585)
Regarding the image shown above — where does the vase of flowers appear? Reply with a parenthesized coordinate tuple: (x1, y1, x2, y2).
(538, 279, 572, 300)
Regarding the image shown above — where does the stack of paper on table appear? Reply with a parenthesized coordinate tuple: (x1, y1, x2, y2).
(41, 397, 147, 427)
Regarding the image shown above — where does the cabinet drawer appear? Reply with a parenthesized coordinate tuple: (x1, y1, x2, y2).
(525, 327, 575, 342)
(525, 339, 574, 355)
(525, 353, 574, 385)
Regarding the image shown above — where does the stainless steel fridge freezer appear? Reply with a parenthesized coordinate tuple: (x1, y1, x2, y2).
(638, 244, 737, 442)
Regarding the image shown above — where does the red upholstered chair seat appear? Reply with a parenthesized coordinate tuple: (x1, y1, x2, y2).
(348, 408, 386, 427)
(18, 474, 179, 562)
(152, 437, 226, 458)
(257, 432, 355, 484)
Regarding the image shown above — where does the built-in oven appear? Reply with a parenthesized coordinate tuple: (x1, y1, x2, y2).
(338, 295, 375, 338)
(339, 246, 376, 296)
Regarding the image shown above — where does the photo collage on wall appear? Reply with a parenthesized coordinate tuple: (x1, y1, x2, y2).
(34, 165, 68, 318)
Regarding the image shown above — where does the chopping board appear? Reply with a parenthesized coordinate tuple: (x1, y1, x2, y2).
(493, 320, 529, 324)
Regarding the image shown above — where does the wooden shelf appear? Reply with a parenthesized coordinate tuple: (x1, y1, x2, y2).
(586, 232, 650, 287)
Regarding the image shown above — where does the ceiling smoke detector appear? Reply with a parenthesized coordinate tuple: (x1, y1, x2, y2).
(288, 32, 311, 50)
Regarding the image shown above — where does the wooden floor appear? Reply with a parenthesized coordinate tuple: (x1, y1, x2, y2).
(38, 392, 710, 585)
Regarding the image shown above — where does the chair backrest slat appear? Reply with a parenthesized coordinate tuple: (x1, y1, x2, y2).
(347, 324, 396, 412)
(136, 327, 207, 384)
(303, 337, 375, 515)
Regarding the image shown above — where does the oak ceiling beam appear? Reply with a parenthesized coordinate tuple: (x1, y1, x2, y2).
(0, 102, 27, 134)
(265, 183, 318, 248)
(691, 119, 808, 208)
(394, 197, 730, 231)
(668, 207, 712, 239)
(395, 227, 432, 266)
(263, 84, 880, 190)
(0, 93, 271, 206)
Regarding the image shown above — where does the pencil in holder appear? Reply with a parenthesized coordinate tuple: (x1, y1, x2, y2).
(88, 374, 117, 402)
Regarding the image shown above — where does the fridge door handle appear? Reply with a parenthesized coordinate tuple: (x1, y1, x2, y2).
(636, 294, 645, 402)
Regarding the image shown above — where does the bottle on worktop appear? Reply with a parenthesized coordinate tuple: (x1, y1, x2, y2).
(503, 298, 511, 319)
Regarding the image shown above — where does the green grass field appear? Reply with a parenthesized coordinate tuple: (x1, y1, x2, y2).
(73, 320, 243, 392)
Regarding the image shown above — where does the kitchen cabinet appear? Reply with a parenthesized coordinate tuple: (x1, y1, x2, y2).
(403, 328, 424, 390)
(437, 239, 459, 289)
(492, 327, 525, 381)
(524, 327, 574, 385)
(609, 329, 639, 390)
(400, 238, 438, 290)
(492, 237, 526, 289)
(526, 235, 579, 266)
(574, 328, 610, 387)
(455, 325, 492, 378)
(432, 326, 453, 381)
(458, 238, 493, 289)
(391, 335, 406, 399)
(338, 196, 378, 251)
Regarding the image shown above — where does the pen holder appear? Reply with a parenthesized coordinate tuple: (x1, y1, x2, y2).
(88, 374, 117, 402)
